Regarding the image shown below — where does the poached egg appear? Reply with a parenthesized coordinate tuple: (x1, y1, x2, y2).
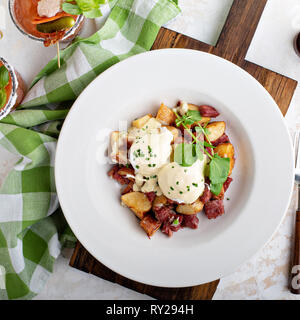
(128, 117, 206, 204)
(158, 159, 206, 204)
(129, 119, 173, 176)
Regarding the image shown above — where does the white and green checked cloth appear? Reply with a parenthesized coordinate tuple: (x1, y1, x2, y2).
(0, 0, 180, 300)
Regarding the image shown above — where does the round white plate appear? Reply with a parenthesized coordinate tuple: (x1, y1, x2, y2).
(55, 49, 294, 287)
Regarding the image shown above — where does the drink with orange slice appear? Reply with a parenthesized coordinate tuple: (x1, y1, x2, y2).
(9, 0, 84, 47)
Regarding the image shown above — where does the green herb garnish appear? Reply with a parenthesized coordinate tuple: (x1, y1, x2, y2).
(62, 0, 106, 18)
(173, 217, 179, 225)
(175, 110, 202, 127)
(173, 109, 230, 196)
(209, 154, 230, 196)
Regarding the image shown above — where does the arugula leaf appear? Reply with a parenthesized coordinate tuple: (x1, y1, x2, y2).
(175, 110, 202, 127)
(209, 154, 230, 195)
(186, 110, 202, 121)
(0, 88, 7, 109)
(174, 111, 213, 160)
(174, 143, 204, 167)
(210, 183, 223, 196)
(62, 3, 81, 15)
(0, 66, 9, 88)
(174, 143, 196, 167)
(62, 0, 106, 18)
(209, 155, 230, 184)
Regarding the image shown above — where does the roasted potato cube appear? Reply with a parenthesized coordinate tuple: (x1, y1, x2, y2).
(156, 103, 176, 125)
(153, 195, 168, 208)
(229, 158, 235, 176)
(214, 142, 234, 159)
(214, 143, 235, 176)
(176, 199, 204, 215)
(189, 117, 211, 129)
(109, 132, 120, 162)
(140, 214, 161, 237)
(206, 121, 226, 142)
(121, 181, 134, 195)
(132, 114, 153, 129)
(109, 131, 128, 165)
(117, 167, 135, 181)
(121, 192, 152, 219)
(187, 103, 199, 111)
(164, 126, 181, 142)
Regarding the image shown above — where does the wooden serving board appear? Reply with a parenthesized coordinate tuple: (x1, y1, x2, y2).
(69, 0, 297, 300)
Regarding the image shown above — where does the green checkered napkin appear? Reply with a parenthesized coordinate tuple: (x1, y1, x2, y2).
(0, 0, 180, 300)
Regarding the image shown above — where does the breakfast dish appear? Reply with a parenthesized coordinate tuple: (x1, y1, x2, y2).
(108, 101, 235, 238)
(0, 58, 26, 120)
(9, 0, 84, 46)
(56, 48, 293, 286)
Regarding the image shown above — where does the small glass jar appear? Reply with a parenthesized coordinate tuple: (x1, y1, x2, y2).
(9, 0, 85, 46)
(0, 58, 26, 120)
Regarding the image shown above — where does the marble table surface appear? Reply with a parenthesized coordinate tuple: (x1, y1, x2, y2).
(1, 0, 300, 300)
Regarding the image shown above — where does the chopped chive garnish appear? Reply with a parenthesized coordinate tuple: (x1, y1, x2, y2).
(173, 218, 179, 225)
(192, 183, 198, 187)
(170, 186, 174, 191)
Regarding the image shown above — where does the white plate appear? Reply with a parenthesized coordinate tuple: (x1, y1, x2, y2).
(55, 49, 294, 287)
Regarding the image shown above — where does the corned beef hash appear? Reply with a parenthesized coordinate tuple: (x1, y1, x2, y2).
(108, 101, 235, 238)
